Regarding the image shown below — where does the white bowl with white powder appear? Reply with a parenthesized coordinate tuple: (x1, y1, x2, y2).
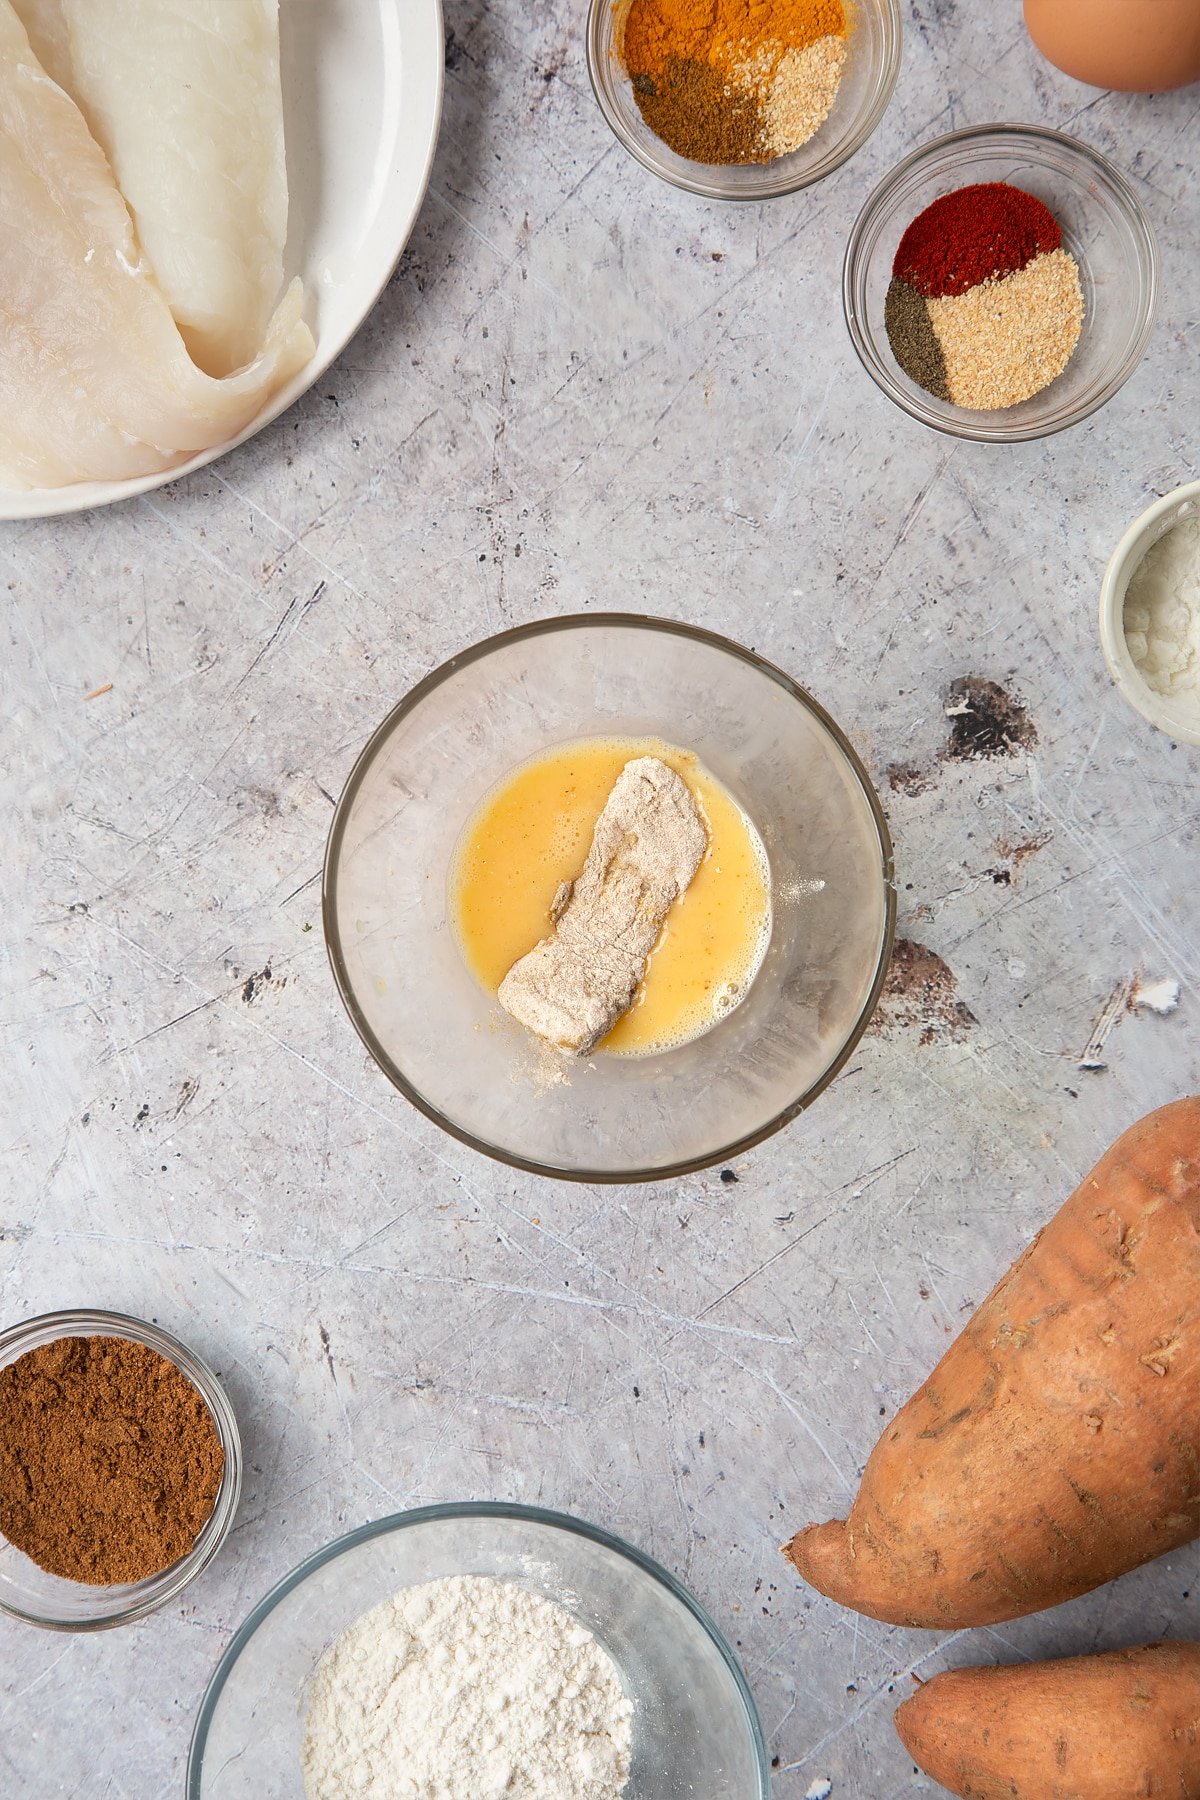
(1100, 479, 1200, 748)
(187, 1502, 769, 1800)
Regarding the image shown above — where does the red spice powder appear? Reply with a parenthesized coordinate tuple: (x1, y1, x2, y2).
(893, 182, 1062, 299)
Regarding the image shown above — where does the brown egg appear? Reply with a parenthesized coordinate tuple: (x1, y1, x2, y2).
(1024, 0, 1200, 91)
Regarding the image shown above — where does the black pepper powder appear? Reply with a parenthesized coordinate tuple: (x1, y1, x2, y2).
(884, 278, 951, 402)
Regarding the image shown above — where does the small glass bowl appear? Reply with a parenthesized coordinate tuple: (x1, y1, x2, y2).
(323, 615, 895, 1184)
(586, 0, 902, 200)
(188, 1503, 770, 1799)
(843, 123, 1159, 442)
(1099, 479, 1200, 748)
(0, 1309, 241, 1630)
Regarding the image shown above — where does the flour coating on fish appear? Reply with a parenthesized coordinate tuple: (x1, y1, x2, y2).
(498, 757, 708, 1055)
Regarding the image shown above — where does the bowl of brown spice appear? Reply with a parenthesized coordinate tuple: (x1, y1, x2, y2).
(0, 1309, 240, 1630)
(586, 0, 901, 199)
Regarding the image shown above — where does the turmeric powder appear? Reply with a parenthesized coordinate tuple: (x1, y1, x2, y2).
(621, 0, 849, 165)
(624, 0, 846, 80)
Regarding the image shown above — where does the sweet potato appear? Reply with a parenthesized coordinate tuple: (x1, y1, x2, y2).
(894, 1642, 1200, 1799)
(785, 1097, 1200, 1626)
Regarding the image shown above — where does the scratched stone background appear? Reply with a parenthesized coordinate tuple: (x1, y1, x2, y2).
(2, 2, 1199, 1795)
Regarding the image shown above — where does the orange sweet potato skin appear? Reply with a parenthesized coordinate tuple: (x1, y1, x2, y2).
(894, 1643, 1200, 1799)
(786, 1097, 1200, 1626)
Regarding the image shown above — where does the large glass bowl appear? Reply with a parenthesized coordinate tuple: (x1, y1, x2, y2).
(187, 1503, 770, 1800)
(843, 123, 1159, 442)
(323, 615, 895, 1182)
(0, 1309, 241, 1630)
(586, 0, 902, 200)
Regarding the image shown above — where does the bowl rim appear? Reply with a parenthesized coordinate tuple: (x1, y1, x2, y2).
(0, 1307, 242, 1631)
(584, 0, 904, 201)
(186, 1499, 773, 1799)
(842, 120, 1160, 443)
(1098, 478, 1200, 748)
(322, 611, 897, 1184)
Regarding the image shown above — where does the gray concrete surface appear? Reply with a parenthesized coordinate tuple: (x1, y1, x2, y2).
(2, 1, 1198, 1794)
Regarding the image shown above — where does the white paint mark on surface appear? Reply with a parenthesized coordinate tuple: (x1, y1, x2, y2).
(1132, 976, 1181, 1015)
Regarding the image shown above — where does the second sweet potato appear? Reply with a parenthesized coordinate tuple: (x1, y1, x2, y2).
(895, 1642, 1200, 1799)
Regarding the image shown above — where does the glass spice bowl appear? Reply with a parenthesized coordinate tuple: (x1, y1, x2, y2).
(843, 123, 1159, 443)
(0, 1309, 242, 1630)
(585, 0, 902, 200)
(188, 1503, 770, 1800)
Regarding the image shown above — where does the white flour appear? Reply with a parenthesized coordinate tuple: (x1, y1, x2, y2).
(302, 1575, 633, 1800)
(1123, 510, 1200, 722)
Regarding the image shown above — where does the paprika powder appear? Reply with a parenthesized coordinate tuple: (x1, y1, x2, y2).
(893, 182, 1063, 297)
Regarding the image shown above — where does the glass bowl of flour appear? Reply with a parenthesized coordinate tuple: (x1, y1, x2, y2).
(187, 1502, 770, 1800)
(323, 614, 895, 1182)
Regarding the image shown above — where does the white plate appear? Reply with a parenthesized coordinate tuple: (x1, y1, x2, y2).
(0, 0, 444, 521)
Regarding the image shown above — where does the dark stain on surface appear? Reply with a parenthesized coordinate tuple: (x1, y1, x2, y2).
(720, 1168, 739, 1185)
(869, 938, 977, 1045)
(886, 762, 935, 796)
(985, 831, 1051, 888)
(319, 1324, 336, 1384)
(134, 1102, 150, 1126)
(999, 832, 1051, 870)
(243, 786, 283, 818)
(944, 676, 1037, 762)
(882, 684, 1037, 797)
(172, 1077, 199, 1119)
(242, 966, 275, 1004)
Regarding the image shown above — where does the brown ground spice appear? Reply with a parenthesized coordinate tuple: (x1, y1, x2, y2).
(633, 56, 764, 164)
(0, 1335, 224, 1585)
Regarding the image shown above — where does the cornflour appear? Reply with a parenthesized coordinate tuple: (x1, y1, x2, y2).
(1123, 510, 1200, 723)
(302, 1575, 633, 1800)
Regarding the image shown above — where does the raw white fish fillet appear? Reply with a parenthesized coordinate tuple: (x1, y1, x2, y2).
(0, 0, 313, 489)
(14, 0, 291, 376)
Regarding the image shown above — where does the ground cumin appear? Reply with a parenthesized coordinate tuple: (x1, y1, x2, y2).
(0, 1335, 224, 1585)
(633, 57, 763, 164)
